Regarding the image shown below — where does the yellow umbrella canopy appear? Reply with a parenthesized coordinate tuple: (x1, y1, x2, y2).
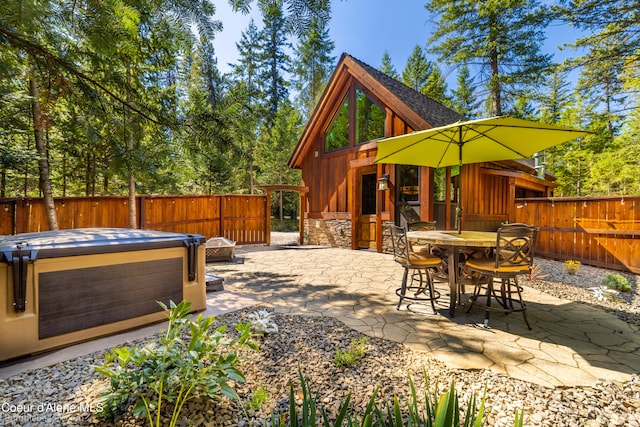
(375, 116, 589, 168)
(374, 116, 589, 232)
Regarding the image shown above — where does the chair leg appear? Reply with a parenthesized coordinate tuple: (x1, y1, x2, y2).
(483, 278, 493, 328)
(425, 268, 437, 313)
(397, 268, 409, 310)
(513, 277, 532, 330)
(465, 278, 482, 313)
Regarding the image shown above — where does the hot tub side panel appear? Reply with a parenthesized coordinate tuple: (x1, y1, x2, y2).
(0, 244, 206, 362)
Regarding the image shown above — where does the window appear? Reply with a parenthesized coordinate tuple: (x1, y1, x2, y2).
(397, 165, 419, 203)
(361, 173, 377, 215)
(325, 93, 350, 152)
(355, 88, 385, 144)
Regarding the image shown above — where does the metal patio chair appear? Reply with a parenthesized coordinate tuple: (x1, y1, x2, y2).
(388, 225, 442, 313)
(464, 223, 538, 329)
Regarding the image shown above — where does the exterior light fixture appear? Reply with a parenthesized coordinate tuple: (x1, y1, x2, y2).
(378, 174, 390, 191)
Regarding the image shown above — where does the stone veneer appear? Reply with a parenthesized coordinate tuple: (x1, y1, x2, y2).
(304, 218, 396, 253)
(304, 218, 351, 248)
(381, 220, 394, 254)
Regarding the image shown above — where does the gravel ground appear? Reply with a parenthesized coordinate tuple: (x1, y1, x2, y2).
(0, 235, 639, 426)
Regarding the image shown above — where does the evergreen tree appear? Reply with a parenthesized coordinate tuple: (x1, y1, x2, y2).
(426, 0, 553, 116)
(451, 64, 480, 118)
(557, 0, 639, 118)
(293, 5, 335, 119)
(258, 0, 291, 125)
(230, 19, 266, 193)
(538, 68, 573, 125)
(401, 45, 431, 92)
(380, 51, 399, 79)
(256, 100, 303, 220)
(422, 62, 450, 105)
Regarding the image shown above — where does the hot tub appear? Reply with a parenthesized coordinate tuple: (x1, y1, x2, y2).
(0, 228, 206, 362)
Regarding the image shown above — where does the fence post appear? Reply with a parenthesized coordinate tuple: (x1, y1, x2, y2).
(138, 196, 145, 230)
(219, 196, 225, 239)
(16, 199, 29, 234)
(265, 190, 271, 246)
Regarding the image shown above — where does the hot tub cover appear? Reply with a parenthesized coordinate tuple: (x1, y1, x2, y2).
(1, 228, 205, 313)
(0, 228, 205, 260)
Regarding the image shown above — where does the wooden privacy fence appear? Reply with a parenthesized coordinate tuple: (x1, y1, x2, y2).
(514, 196, 639, 273)
(0, 194, 268, 245)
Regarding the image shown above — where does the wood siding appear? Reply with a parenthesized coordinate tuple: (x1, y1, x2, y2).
(463, 164, 511, 230)
(0, 195, 267, 244)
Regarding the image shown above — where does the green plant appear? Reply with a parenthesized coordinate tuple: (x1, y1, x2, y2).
(265, 369, 524, 427)
(247, 383, 270, 411)
(564, 260, 581, 275)
(334, 337, 368, 367)
(94, 300, 256, 427)
(601, 273, 632, 293)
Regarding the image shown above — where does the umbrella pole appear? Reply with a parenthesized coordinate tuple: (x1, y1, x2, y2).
(457, 133, 463, 234)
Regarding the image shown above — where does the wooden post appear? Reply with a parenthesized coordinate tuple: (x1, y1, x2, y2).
(299, 192, 306, 245)
(376, 164, 384, 253)
(265, 190, 271, 246)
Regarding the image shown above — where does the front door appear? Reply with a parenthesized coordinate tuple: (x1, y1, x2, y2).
(357, 168, 377, 249)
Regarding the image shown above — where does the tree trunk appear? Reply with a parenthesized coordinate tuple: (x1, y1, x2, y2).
(126, 119, 137, 228)
(29, 70, 58, 230)
(1, 169, 5, 198)
(488, 14, 502, 117)
(126, 65, 137, 228)
(128, 174, 137, 228)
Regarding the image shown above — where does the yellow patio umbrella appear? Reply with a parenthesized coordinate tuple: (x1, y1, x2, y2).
(374, 116, 589, 232)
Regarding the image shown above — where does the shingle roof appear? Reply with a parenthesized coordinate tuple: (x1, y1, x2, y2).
(346, 54, 467, 127)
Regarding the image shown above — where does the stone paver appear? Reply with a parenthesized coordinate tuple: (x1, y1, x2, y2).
(3, 243, 638, 390)
(212, 245, 640, 388)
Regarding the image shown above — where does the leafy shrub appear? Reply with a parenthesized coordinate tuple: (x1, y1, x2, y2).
(334, 337, 367, 367)
(94, 300, 255, 427)
(601, 274, 632, 293)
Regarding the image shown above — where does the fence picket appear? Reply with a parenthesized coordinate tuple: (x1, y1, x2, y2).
(0, 194, 267, 246)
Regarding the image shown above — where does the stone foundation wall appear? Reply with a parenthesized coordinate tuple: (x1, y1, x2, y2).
(304, 218, 352, 248)
(381, 220, 394, 254)
(303, 218, 396, 252)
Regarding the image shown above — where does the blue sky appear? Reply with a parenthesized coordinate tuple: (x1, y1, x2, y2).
(211, 0, 583, 86)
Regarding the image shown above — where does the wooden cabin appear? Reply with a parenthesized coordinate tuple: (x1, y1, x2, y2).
(288, 53, 556, 252)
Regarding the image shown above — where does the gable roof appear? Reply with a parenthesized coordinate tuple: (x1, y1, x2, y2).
(347, 54, 466, 127)
(289, 53, 466, 168)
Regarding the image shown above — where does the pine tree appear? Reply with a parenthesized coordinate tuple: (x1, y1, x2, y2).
(451, 64, 480, 118)
(538, 68, 573, 125)
(422, 63, 450, 105)
(258, 0, 291, 125)
(558, 0, 639, 119)
(380, 51, 399, 79)
(293, 5, 335, 119)
(401, 45, 431, 92)
(426, 0, 553, 116)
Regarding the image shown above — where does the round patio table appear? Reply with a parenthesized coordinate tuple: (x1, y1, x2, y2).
(406, 230, 497, 316)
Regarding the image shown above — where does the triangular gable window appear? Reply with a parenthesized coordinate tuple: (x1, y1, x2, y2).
(325, 92, 350, 152)
(356, 88, 385, 144)
(324, 87, 386, 152)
